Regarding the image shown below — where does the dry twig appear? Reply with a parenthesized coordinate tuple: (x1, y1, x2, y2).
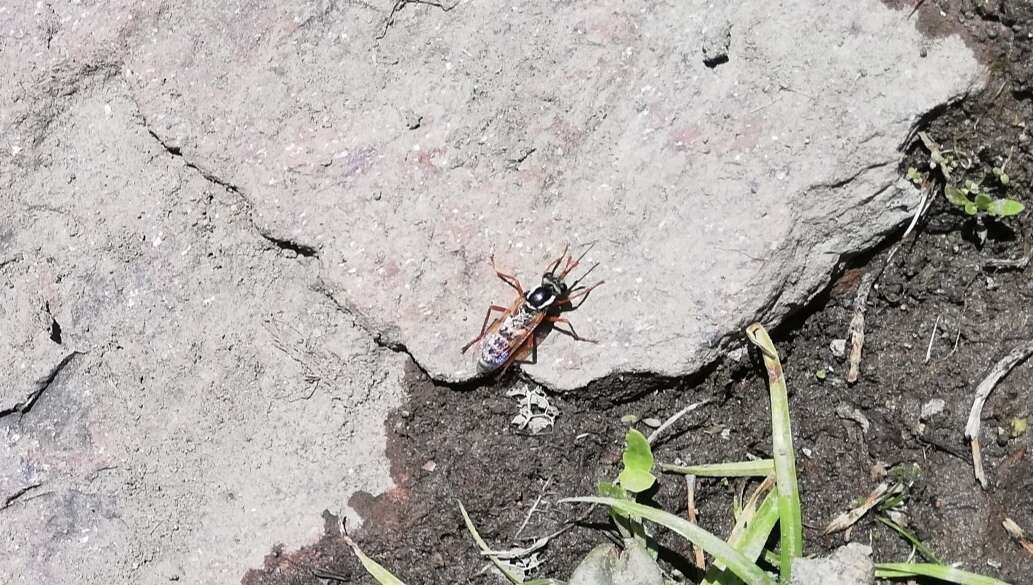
(647, 398, 713, 445)
(1003, 517, 1033, 557)
(965, 340, 1033, 488)
(846, 186, 931, 383)
(684, 473, 706, 570)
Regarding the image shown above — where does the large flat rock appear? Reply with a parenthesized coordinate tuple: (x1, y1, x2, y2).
(0, 16, 405, 584)
(119, 0, 982, 389)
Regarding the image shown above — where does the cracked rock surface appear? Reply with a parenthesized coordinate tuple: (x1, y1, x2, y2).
(0, 8, 404, 584)
(0, 0, 981, 583)
(124, 0, 978, 389)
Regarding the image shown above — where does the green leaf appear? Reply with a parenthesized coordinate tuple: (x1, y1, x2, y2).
(343, 535, 408, 585)
(906, 167, 923, 184)
(874, 562, 1012, 585)
(876, 515, 941, 564)
(987, 198, 1024, 218)
(974, 192, 994, 210)
(661, 459, 775, 477)
(561, 496, 777, 585)
(701, 489, 780, 585)
(597, 481, 628, 499)
(964, 202, 978, 216)
(746, 323, 803, 584)
(944, 185, 972, 208)
(618, 429, 656, 493)
(597, 482, 653, 553)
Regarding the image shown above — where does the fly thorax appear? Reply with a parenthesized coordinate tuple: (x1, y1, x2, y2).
(525, 286, 555, 310)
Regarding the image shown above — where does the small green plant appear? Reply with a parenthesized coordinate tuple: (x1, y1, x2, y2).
(910, 133, 1024, 244)
(616, 428, 656, 492)
(943, 179, 1023, 219)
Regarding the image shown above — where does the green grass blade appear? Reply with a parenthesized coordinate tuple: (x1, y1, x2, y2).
(761, 549, 780, 569)
(561, 496, 776, 585)
(874, 563, 1012, 585)
(746, 323, 803, 583)
(342, 534, 408, 585)
(702, 490, 780, 585)
(458, 500, 528, 585)
(661, 460, 775, 477)
(876, 515, 941, 564)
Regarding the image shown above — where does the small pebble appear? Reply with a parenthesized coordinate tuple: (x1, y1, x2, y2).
(830, 339, 846, 358)
(920, 398, 946, 420)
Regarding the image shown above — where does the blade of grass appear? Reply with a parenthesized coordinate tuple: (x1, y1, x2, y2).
(341, 534, 408, 585)
(824, 481, 895, 534)
(702, 485, 780, 585)
(876, 515, 941, 563)
(661, 459, 775, 477)
(746, 323, 803, 583)
(459, 500, 568, 585)
(874, 562, 1012, 585)
(726, 476, 776, 548)
(561, 496, 776, 585)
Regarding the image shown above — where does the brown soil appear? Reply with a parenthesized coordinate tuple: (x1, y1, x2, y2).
(243, 2, 1033, 584)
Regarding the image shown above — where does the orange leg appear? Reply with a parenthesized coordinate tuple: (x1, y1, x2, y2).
(491, 255, 524, 295)
(546, 244, 570, 275)
(461, 304, 508, 353)
(558, 242, 597, 279)
(547, 316, 597, 343)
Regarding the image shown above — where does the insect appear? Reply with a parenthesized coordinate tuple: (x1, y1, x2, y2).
(461, 244, 604, 374)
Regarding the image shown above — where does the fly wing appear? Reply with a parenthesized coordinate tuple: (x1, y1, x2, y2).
(478, 306, 545, 373)
(497, 312, 546, 372)
(485, 295, 526, 336)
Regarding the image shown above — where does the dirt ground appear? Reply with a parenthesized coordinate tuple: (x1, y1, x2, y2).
(243, 2, 1033, 584)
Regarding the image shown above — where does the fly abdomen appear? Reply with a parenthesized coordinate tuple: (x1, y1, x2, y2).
(477, 305, 538, 372)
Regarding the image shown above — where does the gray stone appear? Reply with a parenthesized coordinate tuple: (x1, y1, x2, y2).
(791, 543, 874, 585)
(122, 0, 978, 390)
(568, 540, 664, 585)
(921, 398, 947, 420)
(831, 339, 848, 359)
(0, 12, 404, 584)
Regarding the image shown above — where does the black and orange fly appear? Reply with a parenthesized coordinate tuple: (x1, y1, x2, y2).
(461, 244, 603, 374)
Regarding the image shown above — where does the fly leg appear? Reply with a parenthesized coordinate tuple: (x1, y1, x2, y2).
(547, 316, 597, 343)
(545, 244, 570, 275)
(461, 304, 508, 353)
(491, 255, 524, 295)
(557, 281, 605, 311)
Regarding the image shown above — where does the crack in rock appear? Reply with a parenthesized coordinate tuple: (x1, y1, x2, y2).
(1, 482, 44, 511)
(375, 0, 459, 41)
(312, 280, 473, 387)
(0, 351, 80, 418)
(142, 127, 320, 259)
